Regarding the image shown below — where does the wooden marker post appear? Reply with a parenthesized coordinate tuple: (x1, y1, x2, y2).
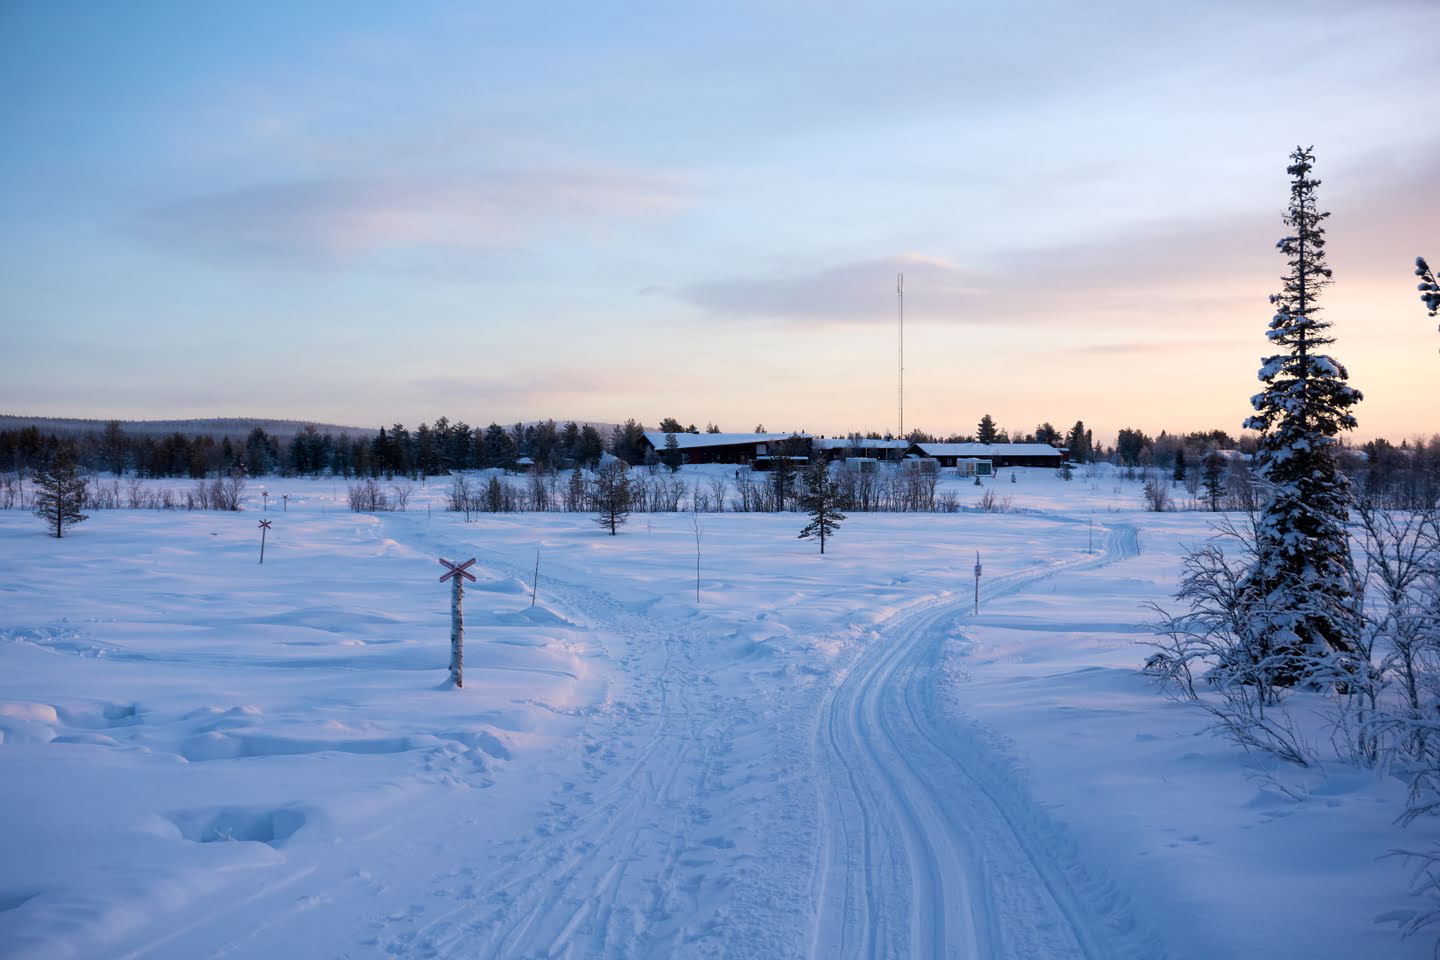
(258, 519, 272, 564)
(261, 489, 269, 512)
(973, 550, 982, 615)
(282, 494, 289, 512)
(438, 557, 477, 688)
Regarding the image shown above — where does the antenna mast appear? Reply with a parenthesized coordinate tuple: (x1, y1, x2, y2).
(897, 272, 904, 439)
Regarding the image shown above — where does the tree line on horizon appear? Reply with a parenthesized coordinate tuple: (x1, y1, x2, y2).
(1, 412, 1435, 503)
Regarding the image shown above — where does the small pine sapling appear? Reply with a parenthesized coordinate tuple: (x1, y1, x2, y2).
(592, 460, 632, 535)
(797, 456, 845, 554)
(33, 455, 89, 538)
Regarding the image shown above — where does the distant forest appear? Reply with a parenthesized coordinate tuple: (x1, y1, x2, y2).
(1, 415, 1436, 509)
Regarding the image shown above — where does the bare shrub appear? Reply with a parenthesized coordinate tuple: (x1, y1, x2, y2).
(212, 473, 245, 511)
(348, 479, 391, 512)
(975, 489, 1012, 513)
(1142, 478, 1172, 512)
(448, 475, 475, 521)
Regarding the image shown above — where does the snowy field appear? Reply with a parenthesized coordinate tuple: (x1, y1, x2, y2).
(0, 467, 1429, 959)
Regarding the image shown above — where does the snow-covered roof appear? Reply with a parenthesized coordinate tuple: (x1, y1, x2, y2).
(911, 442, 1062, 458)
(812, 438, 910, 450)
(642, 431, 810, 450)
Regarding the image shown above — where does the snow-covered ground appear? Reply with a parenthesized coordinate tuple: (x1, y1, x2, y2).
(0, 467, 1428, 959)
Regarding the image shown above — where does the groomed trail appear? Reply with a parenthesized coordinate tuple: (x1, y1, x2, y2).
(810, 521, 1148, 960)
(377, 517, 1153, 959)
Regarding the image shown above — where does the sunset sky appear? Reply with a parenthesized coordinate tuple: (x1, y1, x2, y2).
(2, 1, 1437, 442)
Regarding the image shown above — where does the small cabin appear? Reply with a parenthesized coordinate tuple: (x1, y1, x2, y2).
(899, 457, 939, 475)
(954, 458, 994, 478)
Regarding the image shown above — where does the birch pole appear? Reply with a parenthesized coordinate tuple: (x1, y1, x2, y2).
(438, 557, 477, 688)
(973, 550, 982, 615)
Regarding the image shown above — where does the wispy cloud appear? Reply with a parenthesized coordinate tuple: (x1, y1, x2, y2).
(134, 168, 685, 265)
(674, 220, 1274, 329)
(679, 254, 992, 324)
(674, 140, 1440, 333)
(1069, 337, 1255, 356)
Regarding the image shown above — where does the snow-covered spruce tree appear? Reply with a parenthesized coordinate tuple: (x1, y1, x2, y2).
(1239, 146, 1363, 686)
(1417, 256, 1439, 320)
(797, 456, 845, 554)
(33, 455, 89, 538)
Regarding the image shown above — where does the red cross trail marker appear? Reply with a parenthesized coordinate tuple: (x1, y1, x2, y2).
(258, 519, 272, 564)
(439, 557, 477, 687)
(438, 557, 477, 583)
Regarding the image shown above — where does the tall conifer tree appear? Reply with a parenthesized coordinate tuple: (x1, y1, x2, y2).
(1241, 146, 1362, 683)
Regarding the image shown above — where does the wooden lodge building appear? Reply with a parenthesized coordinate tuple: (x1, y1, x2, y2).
(636, 432, 1066, 471)
(639, 431, 812, 465)
(812, 438, 911, 460)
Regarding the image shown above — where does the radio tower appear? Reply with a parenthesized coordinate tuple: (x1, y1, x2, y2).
(897, 272, 904, 439)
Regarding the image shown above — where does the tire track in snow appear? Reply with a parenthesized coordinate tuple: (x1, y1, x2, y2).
(810, 521, 1156, 959)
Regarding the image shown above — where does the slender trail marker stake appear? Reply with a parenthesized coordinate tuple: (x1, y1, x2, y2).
(258, 519, 271, 564)
(974, 550, 982, 615)
(531, 549, 540, 608)
(439, 557, 477, 688)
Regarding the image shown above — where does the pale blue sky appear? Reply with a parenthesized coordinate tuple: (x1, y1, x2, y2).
(2, 1, 1436, 439)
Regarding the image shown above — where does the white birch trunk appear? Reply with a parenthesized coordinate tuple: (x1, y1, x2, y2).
(449, 575, 464, 688)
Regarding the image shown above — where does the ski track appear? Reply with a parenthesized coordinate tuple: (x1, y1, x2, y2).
(367, 520, 756, 960)
(810, 520, 1156, 960)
